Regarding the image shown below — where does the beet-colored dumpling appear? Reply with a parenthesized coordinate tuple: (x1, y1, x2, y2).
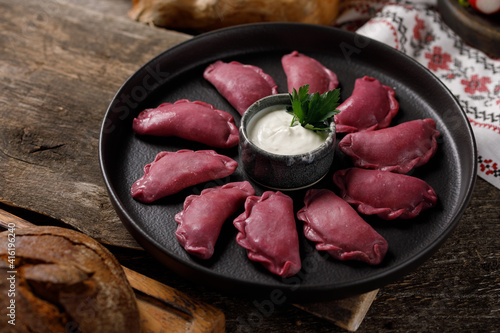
(281, 50, 339, 94)
(175, 181, 255, 259)
(333, 168, 438, 220)
(297, 189, 388, 265)
(133, 99, 239, 149)
(233, 191, 301, 277)
(338, 118, 440, 173)
(334, 76, 399, 133)
(131, 150, 238, 203)
(203, 60, 278, 115)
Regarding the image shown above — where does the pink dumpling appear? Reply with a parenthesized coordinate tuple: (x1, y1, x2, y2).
(131, 149, 238, 203)
(133, 99, 239, 149)
(175, 181, 255, 259)
(334, 76, 399, 133)
(333, 168, 438, 220)
(338, 118, 440, 173)
(203, 60, 278, 115)
(297, 189, 388, 265)
(233, 191, 301, 277)
(281, 50, 339, 94)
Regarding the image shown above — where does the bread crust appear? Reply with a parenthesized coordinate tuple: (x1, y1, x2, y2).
(0, 226, 141, 333)
(129, 0, 341, 32)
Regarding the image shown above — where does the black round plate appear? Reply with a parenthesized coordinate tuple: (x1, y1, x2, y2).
(99, 23, 477, 302)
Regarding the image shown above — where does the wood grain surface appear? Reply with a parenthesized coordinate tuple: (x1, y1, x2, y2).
(0, 0, 191, 248)
(1, 0, 499, 332)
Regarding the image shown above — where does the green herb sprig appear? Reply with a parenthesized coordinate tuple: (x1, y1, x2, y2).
(287, 84, 341, 131)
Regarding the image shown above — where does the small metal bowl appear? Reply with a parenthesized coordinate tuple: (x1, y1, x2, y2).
(239, 93, 336, 191)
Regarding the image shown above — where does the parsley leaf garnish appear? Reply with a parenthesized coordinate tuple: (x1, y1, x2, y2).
(287, 85, 341, 131)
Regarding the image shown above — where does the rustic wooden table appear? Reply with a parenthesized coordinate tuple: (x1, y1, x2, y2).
(1, 0, 499, 331)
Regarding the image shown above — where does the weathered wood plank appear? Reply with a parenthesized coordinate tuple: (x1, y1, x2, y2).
(294, 289, 379, 331)
(0, 0, 191, 248)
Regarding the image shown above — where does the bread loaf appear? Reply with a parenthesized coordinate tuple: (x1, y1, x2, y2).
(0, 226, 141, 333)
(129, 0, 341, 32)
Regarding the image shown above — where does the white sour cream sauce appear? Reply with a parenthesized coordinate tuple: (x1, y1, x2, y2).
(247, 105, 328, 155)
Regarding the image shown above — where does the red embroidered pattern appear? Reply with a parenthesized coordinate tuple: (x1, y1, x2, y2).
(425, 46, 452, 71)
(413, 14, 433, 42)
(461, 74, 492, 95)
(479, 156, 500, 178)
(468, 117, 500, 135)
